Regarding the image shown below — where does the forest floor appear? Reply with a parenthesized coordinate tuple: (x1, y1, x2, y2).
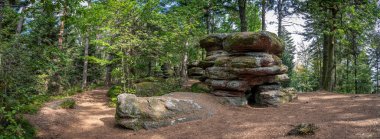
(25, 88, 380, 139)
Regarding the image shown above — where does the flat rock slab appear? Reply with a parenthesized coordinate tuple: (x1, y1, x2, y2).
(223, 31, 284, 55)
(116, 93, 214, 130)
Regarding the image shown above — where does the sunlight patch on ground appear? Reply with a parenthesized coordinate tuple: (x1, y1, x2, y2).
(333, 118, 380, 127)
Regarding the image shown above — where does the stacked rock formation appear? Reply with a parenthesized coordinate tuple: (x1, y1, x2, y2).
(188, 31, 297, 106)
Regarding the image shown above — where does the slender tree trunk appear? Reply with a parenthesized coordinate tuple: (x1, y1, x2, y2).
(58, 2, 67, 50)
(0, 1, 4, 29)
(238, 0, 247, 32)
(354, 54, 357, 94)
(277, 0, 283, 37)
(181, 41, 189, 84)
(205, 4, 212, 34)
(147, 60, 152, 77)
(346, 58, 349, 93)
(82, 34, 89, 89)
(261, 0, 266, 31)
(105, 53, 113, 86)
(351, 32, 358, 94)
(377, 56, 379, 93)
(121, 48, 127, 91)
(16, 7, 25, 34)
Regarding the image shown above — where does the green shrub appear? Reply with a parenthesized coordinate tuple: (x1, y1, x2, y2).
(135, 78, 182, 97)
(107, 85, 123, 98)
(107, 86, 125, 106)
(59, 99, 76, 109)
(0, 107, 36, 138)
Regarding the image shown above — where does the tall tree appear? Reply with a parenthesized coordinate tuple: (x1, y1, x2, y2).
(261, 0, 266, 31)
(238, 0, 247, 32)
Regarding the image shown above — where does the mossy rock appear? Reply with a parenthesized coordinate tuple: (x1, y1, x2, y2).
(135, 82, 164, 97)
(191, 82, 212, 93)
(135, 78, 181, 97)
(223, 31, 284, 55)
(200, 33, 228, 52)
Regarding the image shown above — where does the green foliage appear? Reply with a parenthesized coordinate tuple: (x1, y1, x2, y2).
(190, 82, 211, 93)
(0, 106, 36, 138)
(135, 78, 182, 97)
(281, 29, 296, 87)
(107, 85, 124, 98)
(60, 99, 76, 109)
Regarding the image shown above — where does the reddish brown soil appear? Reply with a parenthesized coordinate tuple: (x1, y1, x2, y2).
(25, 89, 380, 139)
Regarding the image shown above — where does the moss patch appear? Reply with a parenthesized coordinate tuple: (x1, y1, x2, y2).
(287, 123, 319, 136)
(191, 82, 212, 93)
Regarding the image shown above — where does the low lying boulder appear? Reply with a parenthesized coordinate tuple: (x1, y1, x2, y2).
(257, 87, 298, 106)
(116, 93, 208, 130)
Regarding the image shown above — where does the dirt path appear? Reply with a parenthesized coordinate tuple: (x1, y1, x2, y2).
(26, 89, 380, 139)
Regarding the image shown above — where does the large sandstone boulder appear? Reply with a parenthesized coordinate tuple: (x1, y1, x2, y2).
(223, 31, 284, 55)
(116, 93, 206, 130)
(200, 34, 227, 52)
(190, 31, 297, 106)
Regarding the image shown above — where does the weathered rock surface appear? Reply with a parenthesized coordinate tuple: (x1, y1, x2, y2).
(223, 31, 284, 55)
(116, 93, 208, 130)
(258, 88, 298, 106)
(189, 31, 297, 106)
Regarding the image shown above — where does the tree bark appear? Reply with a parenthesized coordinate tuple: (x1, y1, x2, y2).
(321, 7, 337, 91)
(261, 0, 266, 31)
(16, 7, 25, 34)
(82, 34, 89, 89)
(181, 41, 189, 83)
(353, 35, 358, 94)
(205, 3, 212, 34)
(0, 1, 5, 30)
(58, 1, 67, 50)
(377, 55, 379, 93)
(147, 60, 152, 77)
(105, 53, 113, 86)
(277, 0, 283, 38)
(346, 57, 349, 93)
(238, 0, 247, 32)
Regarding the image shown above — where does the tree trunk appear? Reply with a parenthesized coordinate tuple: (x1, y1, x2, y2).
(58, 2, 67, 50)
(147, 60, 152, 77)
(0, 1, 4, 26)
(205, 3, 212, 34)
(377, 56, 379, 93)
(321, 7, 337, 91)
(277, 0, 283, 38)
(321, 33, 335, 91)
(105, 53, 113, 86)
(346, 57, 349, 93)
(354, 55, 357, 94)
(350, 31, 358, 94)
(16, 7, 25, 34)
(181, 41, 189, 84)
(261, 0, 266, 31)
(238, 0, 247, 32)
(82, 34, 89, 89)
